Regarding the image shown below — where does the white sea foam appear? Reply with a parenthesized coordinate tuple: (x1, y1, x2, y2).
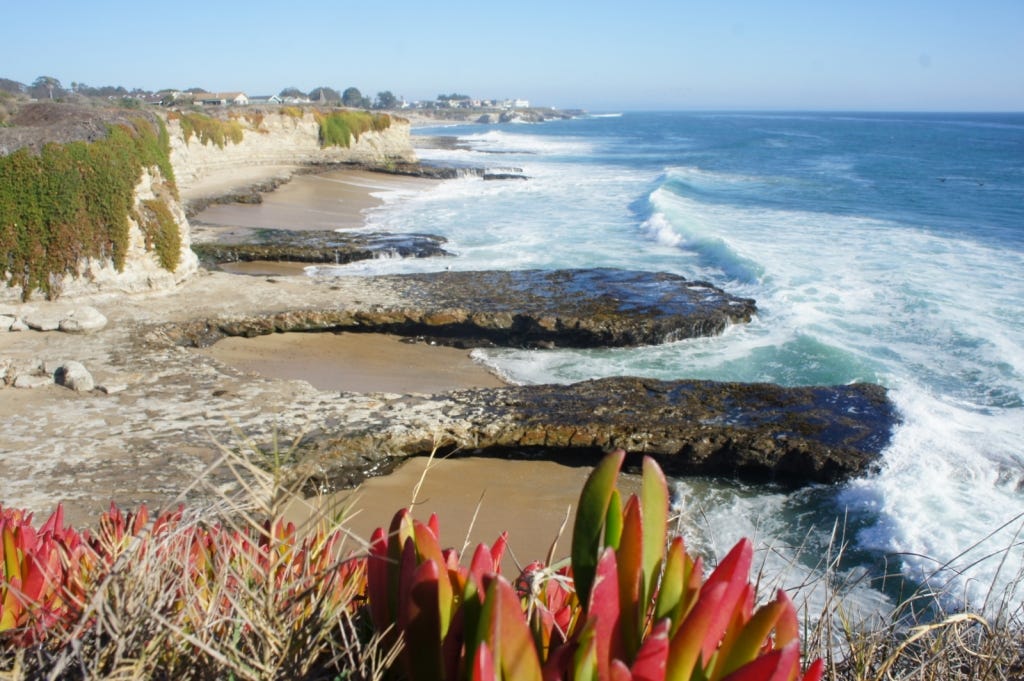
(641, 211, 683, 247)
(839, 387, 1024, 611)
(456, 129, 598, 156)
(332, 115, 1024, 613)
(644, 179, 1024, 610)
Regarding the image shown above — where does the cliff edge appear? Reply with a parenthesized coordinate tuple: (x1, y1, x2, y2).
(0, 104, 417, 301)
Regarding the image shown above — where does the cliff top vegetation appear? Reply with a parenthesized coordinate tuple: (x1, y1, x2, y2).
(0, 102, 165, 156)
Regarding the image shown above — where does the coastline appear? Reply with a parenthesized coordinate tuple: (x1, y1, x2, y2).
(0, 160, 505, 525)
(188, 167, 435, 240)
(187, 164, 507, 394)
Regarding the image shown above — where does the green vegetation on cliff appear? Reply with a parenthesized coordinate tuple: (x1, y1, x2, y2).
(0, 117, 179, 300)
(136, 198, 182, 271)
(169, 110, 245, 148)
(315, 110, 391, 148)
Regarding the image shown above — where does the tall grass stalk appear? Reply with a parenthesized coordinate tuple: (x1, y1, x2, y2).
(9, 433, 392, 681)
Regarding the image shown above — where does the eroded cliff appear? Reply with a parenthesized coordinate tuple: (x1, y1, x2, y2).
(167, 109, 416, 195)
(0, 104, 417, 301)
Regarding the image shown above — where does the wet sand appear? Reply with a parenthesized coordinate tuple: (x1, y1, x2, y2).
(288, 456, 639, 571)
(192, 168, 433, 235)
(198, 331, 506, 394)
(215, 261, 312, 276)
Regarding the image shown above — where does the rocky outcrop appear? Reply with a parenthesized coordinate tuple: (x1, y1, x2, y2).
(167, 111, 417, 195)
(7, 304, 109, 333)
(296, 378, 896, 488)
(192, 229, 452, 267)
(164, 268, 756, 349)
(1, 357, 99, 392)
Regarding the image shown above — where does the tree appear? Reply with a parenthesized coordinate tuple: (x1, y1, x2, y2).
(31, 75, 63, 100)
(341, 86, 363, 108)
(278, 86, 305, 99)
(0, 78, 25, 95)
(308, 86, 341, 103)
(374, 90, 398, 109)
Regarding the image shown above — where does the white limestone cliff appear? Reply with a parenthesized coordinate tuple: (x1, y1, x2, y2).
(167, 110, 416, 195)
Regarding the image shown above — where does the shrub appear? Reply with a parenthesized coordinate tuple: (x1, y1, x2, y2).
(0, 450, 823, 680)
(315, 110, 392, 148)
(243, 111, 266, 131)
(173, 111, 245, 148)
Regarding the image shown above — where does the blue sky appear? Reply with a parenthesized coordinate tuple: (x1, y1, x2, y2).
(2, 0, 1021, 111)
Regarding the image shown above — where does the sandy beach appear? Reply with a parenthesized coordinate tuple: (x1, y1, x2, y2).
(186, 167, 589, 565)
(199, 331, 505, 394)
(287, 455, 641, 571)
(188, 166, 505, 394)
(191, 168, 434, 237)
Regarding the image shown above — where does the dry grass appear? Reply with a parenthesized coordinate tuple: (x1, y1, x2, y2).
(0, 433, 398, 681)
(777, 521, 1024, 681)
(2, 437, 1022, 679)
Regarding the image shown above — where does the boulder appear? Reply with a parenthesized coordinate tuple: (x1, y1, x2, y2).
(0, 314, 14, 332)
(9, 318, 28, 332)
(54, 361, 95, 392)
(58, 306, 108, 333)
(23, 309, 63, 331)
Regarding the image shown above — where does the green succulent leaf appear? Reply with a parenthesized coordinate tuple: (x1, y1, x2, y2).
(572, 449, 626, 610)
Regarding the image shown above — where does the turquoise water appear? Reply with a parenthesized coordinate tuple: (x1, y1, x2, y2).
(318, 112, 1024, 615)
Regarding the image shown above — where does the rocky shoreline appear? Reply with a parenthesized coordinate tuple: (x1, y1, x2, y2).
(0, 114, 898, 525)
(1, 262, 896, 525)
(164, 268, 757, 349)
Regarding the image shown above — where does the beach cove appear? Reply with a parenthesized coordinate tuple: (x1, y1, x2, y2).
(4, 109, 1021, 621)
(0, 134, 895, 582)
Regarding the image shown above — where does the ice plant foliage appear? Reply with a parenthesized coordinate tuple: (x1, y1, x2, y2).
(0, 505, 87, 644)
(0, 502, 364, 650)
(0, 451, 820, 680)
(364, 450, 823, 681)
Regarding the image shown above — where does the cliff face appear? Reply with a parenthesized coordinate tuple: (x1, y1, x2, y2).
(167, 110, 416, 195)
(67, 166, 199, 297)
(0, 165, 200, 302)
(1, 106, 417, 302)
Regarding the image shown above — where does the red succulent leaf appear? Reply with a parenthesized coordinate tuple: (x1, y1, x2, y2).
(471, 639, 496, 681)
(588, 547, 624, 681)
(610, 659, 633, 681)
(719, 640, 802, 681)
(631, 618, 670, 681)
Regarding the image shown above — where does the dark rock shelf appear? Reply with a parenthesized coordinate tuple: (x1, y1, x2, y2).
(298, 377, 897, 489)
(191, 229, 452, 267)
(168, 268, 757, 349)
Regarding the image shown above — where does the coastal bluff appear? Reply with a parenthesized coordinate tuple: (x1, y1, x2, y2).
(167, 109, 416, 197)
(0, 103, 416, 301)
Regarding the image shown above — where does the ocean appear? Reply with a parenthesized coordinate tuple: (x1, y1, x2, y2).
(317, 111, 1024, 616)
